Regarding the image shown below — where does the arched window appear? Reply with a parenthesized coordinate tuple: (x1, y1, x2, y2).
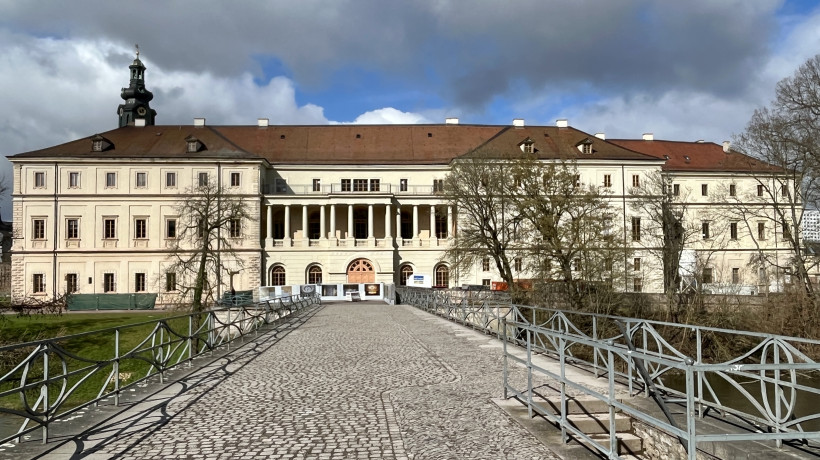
(399, 265, 414, 286)
(270, 266, 286, 286)
(307, 265, 322, 284)
(434, 264, 449, 288)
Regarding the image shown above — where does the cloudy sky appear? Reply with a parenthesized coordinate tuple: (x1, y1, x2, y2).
(0, 0, 819, 219)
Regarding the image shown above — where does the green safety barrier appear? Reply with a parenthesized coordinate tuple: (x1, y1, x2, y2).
(67, 293, 158, 311)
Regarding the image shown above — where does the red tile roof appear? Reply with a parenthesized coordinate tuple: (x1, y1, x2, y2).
(608, 139, 779, 173)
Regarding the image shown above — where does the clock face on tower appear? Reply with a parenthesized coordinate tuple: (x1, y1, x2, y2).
(137, 107, 147, 116)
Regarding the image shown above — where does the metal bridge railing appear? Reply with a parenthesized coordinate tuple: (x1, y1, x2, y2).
(398, 287, 820, 459)
(0, 293, 321, 446)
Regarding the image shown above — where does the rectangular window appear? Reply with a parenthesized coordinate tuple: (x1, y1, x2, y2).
(757, 184, 764, 196)
(165, 172, 177, 187)
(603, 174, 611, 188)
(230, 172, 241, 187)
(66, 273, 78, 293)
(783, 222, 792, 240)
(312, 179, 321, 192)
(34, 172, 45, 188)
(433, 179, 444, 192)
(341, 179, 351, 192)
(701, 184, 708, 196)
(702, 268, 713, 284)
(514, 257, 523, 272)
(482, 258, 490, 272)
(33, 218, 46, 240)
(165, 272, 177, 292)
(633, 257, 641, 271)
(573, 174, 580, 187)
(135, 273, 146, 292)
(631, 217, 641, 242)
(135, 172, 147, 188)
(353, 179, 368, 191)
(673, 184, 680, 196)
(166, 219, 177, 238)
(729, 184, 736, 197)
(134, 218, 147, 239)
(730, 222, 738, 240)
(275, 178, 287, 193)
(66, 218, 79, 239)
(68, 172, 80, 188)
(33, 273, 45, 293)
(104, 218, 116, 239)
(632, 175, 640, 188)
(633, 278, 642, 293)
(781, 184, 788, 196)
(229, 219, 241, 238)
(482, 279, 491, 287)
(731, 268, 740, 285)
(198, 172, 209, 187)
(400, 179, 408, 192)
(106, 172, 117, 188)
(103, 273, 115, 293)
(702, 222, 710, 239)
(369, 179, 380, 192)
(757, 222, 766, 240)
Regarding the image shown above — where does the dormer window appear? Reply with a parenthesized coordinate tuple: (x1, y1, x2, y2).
(576, 138, 594, 154)
(519, 138, 535, 154)
(91, 134, 112, 152)
(185, 135, 203, 153)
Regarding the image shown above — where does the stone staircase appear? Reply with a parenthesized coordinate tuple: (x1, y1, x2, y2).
(535, 395, 644, 458)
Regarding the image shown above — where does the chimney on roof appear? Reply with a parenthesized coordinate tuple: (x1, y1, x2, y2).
(556, 119, 568, 128)
(594, 132, 605, 140)
(513, 118, 525, 127)
(642, 133, 654, 141)
(134, 119, 146, 127)
(445, 117, 459, 125)
(258, 118, 269, 127)
(194, 118, 206, 127)
(723, 141, 731, 153)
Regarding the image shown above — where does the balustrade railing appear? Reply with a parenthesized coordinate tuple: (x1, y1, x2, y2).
(397, 287, 820, 458)
(0, 294, 320, 445)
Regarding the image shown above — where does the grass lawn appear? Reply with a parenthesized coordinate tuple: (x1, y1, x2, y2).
(0, 310, 208, 416)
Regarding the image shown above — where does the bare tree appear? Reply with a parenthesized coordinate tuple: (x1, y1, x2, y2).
(166, 182, 255, 312)
(442, 150, 522, 300)
(509, 155, 625, 310)
(731, 54, 820, 304)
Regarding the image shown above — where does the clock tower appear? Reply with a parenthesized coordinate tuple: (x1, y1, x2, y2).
(117, 45, 157, 127)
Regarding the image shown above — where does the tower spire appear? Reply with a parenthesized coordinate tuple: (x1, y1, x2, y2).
(117, 46, 156, 127)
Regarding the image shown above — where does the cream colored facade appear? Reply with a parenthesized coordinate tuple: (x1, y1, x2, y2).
(9, 121, 789, 303)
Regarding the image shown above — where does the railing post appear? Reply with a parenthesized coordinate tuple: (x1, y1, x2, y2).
(42, 349, 49, 444)
(593, 317, 599, 378)
(502, 317, 508, 399)
(607, 340, 616, 458)
(114, 329, 120, 407)
(188, 315, 193, 365)
(527, 327, 533, 420)
(685, 358, 697, 460)
(696, 328, 703, 419)
(560, 331, 567, 444)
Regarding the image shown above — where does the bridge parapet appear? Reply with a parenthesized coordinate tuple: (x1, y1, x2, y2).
(0, 293, 321, 446)
(398, 287, 820, 459)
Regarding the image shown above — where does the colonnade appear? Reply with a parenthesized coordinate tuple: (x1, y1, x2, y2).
(264, 203, 454, 245)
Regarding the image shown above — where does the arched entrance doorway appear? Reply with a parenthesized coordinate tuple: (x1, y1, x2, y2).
(347, 258, 375, 283)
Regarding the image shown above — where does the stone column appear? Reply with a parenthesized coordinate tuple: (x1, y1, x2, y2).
(302, 205, 309, 246)
(385, 204, 392, 239)
(430, 205, 436, 239)
(367, 204, 374, 239)
(348, 204, 354, 240)
(265, 204, 273, 247)
(395, 205, 402, 240)
(447, 205, 454, 238)
(284, 205, 292, 246)
(320, 205, 326, 240)
(412, 205, 419, 240)
(329, 204, 336, 241)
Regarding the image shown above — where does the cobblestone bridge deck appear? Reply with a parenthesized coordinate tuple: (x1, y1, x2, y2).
(2, 302, 566, 460)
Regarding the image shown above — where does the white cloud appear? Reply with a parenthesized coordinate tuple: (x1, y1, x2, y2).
(347, 107, 431, 124)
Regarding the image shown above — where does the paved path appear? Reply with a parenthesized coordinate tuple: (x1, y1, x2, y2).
(3, 303, 560, 459)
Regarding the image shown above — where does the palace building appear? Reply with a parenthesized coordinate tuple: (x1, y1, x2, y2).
(8, 56, 792, 303)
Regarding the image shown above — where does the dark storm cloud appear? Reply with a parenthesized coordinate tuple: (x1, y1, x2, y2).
(0, 0, 780, 110)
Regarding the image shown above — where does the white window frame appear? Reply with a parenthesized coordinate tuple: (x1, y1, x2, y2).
(105, 172, 117, 188)
(34, 171, 46, 188)
(68, 172, 80, 188)
(135, 171, 147, 188)
(165, 171, 177, 188)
